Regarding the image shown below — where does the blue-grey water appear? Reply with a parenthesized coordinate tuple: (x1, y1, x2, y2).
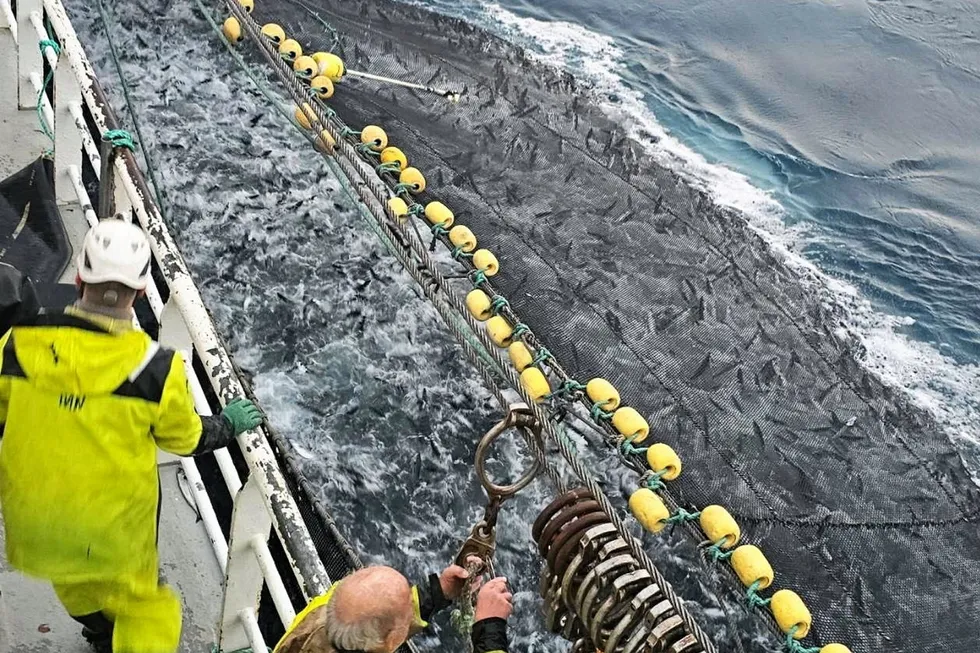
(63, 0, 980, 652)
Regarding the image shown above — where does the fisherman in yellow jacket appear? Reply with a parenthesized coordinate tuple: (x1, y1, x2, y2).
(274, 562, 512, 653)
(0, 219, 263, 653)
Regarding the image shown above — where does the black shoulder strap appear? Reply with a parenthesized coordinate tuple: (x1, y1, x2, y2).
(112, 342, 176, 404)
(0, 334, 25, 379)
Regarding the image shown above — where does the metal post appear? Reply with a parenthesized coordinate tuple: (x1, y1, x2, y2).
(97, 137, 116, 219)
(219, 475, 273, 652)
(53, 41, 82, 205)
(17, 0, 40, 108)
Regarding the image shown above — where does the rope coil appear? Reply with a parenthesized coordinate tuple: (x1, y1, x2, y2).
(102, 129, 136, 151)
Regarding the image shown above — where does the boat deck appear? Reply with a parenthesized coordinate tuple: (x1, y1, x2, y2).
(0, 29, 223, 652)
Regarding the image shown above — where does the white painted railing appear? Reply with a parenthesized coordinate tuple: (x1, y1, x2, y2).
(0, 0, 332, 650)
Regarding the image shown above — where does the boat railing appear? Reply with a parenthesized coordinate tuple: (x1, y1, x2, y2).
(0, 1, 330, 649)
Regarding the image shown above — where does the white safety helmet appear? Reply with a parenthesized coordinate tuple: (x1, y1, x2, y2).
(77, 219, 152, 290)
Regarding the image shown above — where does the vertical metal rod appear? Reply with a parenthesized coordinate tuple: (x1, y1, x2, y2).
(97, 136, 115, 219)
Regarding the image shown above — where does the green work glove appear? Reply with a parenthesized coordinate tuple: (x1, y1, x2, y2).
(222, 398, 264, 435)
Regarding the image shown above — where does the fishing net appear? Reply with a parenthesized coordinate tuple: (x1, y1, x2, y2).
(244, 1, 980, 651)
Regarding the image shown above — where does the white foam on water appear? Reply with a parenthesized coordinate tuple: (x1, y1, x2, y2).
(476, 3, 980, 466)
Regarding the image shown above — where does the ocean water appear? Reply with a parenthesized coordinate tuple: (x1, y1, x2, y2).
(61, 0, 980, 651)
(409, 0, 980, 473)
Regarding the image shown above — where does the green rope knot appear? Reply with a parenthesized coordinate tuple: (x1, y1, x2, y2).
(784, 626, 820, 653)
(590, 402, 614, 421)
(666, 507, 701, 525)
(706, 537, 734, 562)
(376, 162, 402, 173)
(340, 127, 360, 138)
(745, 579, 771, 610)
(619, 434, 648, 457)
(406, 203, 425, 216)
(394, 182, 420, 195)
(470, 269, 488, 287)
(489, 295, 509, 315)
(102, 129, 135, 152)
(642, 469, 668, 491)
(38, 38, 61, 56)
(531, 347, 552, 367)
(512, 323, 531, 338)
(430, 223, 450, 237)
(545, 379, 586, 400)
(451, 246, 474, 260)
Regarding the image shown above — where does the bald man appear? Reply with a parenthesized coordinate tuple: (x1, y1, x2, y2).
(274, 563, 511, 653)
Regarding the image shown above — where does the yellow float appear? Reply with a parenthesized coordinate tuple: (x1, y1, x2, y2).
(628, 488, 669, 533)
(508, 341, 533, 372)
(771, 590, 811, 639)
(312, 52, 345, 82)
(222, 17, 243, 43)
(487, 316, 514, 347)
(585, 378, 620, 411)
(294, 103, 317, 130)
(448, 225, 477, 252)
(260, 23, 285, 45)
(645, 442, 681, 480)
(380, 147, 408, 171)
(292, 55, 318, 79)
(424, 201, 454, 227)
(698, 505, 739, 548)
(278, 39, 302, 62)
(466, 289, 492, 321)
(236, 0, 253, 12)
(399, 167, 426, 193)
(473, 250, 499, 276)
(360, 125, 388, 151)
(314, 129, 335, 154)
(611, 406, 649, 444)
(309, 76, 334, 100)
(821, 646, 851, 653)
(731, 545, 774, 589)
(387, 197, 409, 222)
(520, 368, 550, 403)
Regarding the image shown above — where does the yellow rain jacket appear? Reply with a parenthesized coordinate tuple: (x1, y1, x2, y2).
(0, 307, 206, 584)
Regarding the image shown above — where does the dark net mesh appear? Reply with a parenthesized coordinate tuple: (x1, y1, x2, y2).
(243, 0, 980, 651)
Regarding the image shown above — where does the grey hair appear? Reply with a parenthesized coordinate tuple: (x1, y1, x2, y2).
(323, 591, 397, 652)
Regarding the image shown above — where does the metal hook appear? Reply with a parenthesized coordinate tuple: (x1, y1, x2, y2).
(475, 402, 543, 498)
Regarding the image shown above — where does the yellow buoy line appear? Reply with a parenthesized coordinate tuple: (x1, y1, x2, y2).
(215, 1, 852, 651)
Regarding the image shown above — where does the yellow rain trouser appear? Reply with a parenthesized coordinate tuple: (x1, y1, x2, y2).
(52, 567, 182, 653)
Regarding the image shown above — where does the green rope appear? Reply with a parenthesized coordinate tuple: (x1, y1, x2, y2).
(36, 39, 61, 149)
(620, 433, 648, 456)
(430, 223, 450, 237)
(706, 537, 734, 562)
(531, 347, 552, 367)
(451, 246, 474, 260)
(97, 0, 167, 212)
(394, 182, 417, 194)
(340, 126, 360, 138)
(512, 322, 531, 338)
(665, 507, 701, 525)
(643, 469, 668, 491)
(489, 295, 509, 315)
(745, 579, 771, 609)
(784, 625, 820, 653)
(544, 379, 586, 400)
(102, 129, 135, 151)
(590, 402, 614, 421)
(376, 161, 402, 174)
(470, 270, 488, 286)
(556, 422, 579, 455)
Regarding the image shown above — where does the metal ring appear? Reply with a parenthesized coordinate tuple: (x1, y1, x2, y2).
(670, 634, 703, 653)
(547, 512, 610, 572)
(579, 555, 637, 628)
(590, 569, 650, 646)
(648, 614, 686, 651)
(532, 487, 592, 543)
(603, 584, 663, 653)
(555, 524, 618, 590)
(475, 403, 542, 497)
(537, 500, 601, 557)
